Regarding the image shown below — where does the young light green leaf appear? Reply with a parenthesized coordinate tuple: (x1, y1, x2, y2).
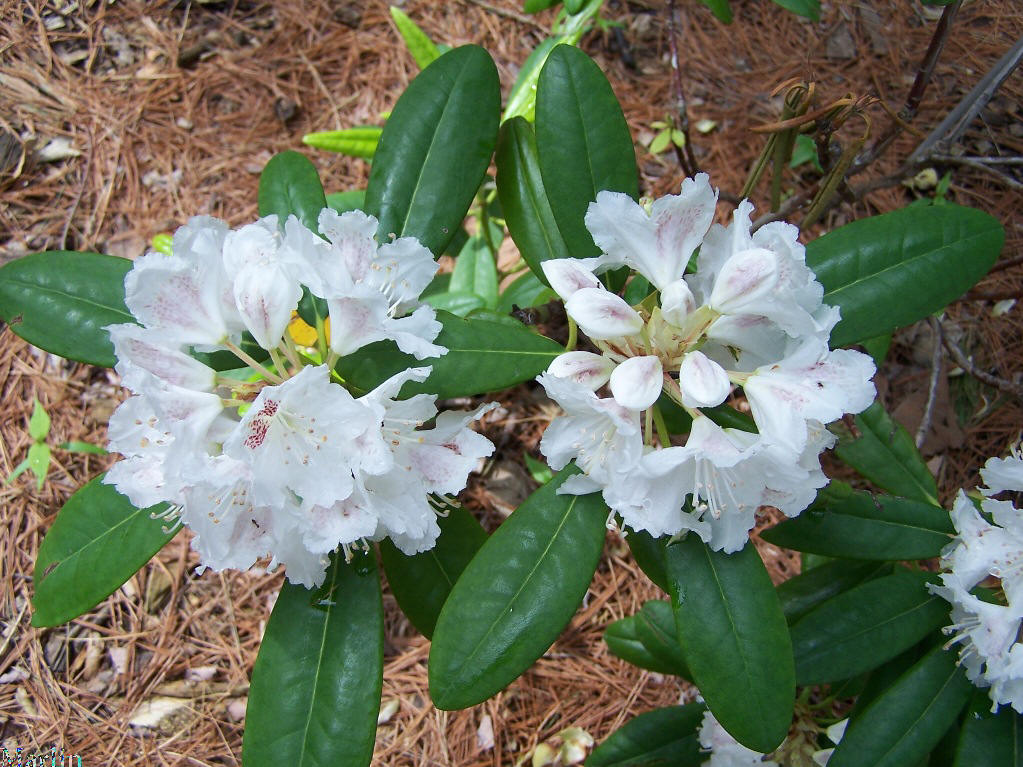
(806, 204, 1003, 349)
(242, 552, 383, 767)
(496, 117, 572, 282)
(790, 570, 948, 685)
(58, 441, 108, 455)
(429, 466, 608, 709)
(587, 703, 707, 767)
(302, 127, 382, 159)
(422, 290, 487, 317)
(829, 644, 972, 767)
(380, 503, 487, 639)
(27, 443, 50, 491)
(32, 476, 176, 627)
(325, 189, 367, 214)
(365, 46, 500, 256)
(28, 398, 51, 441)
(0, 251, 133, 368)
(503, 37, 559, 122)
(665, 536, 794, 753)
(257, 151, 328, 235)
(497, 270, 558, 315)
(4, 457, 31, 485)
(339, 310, 564, 398)
(535, 45, 638, 261)
(389, 7, 441, 70)
(760, 485, 952, 561)
(834, 401, 940, 505)
(523, 451, 554, 485)
(450, 235, 499, 309)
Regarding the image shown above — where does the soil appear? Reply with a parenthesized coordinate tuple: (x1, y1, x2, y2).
(1, 1, 1021, 764)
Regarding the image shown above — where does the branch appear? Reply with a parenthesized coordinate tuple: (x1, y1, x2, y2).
(665, 0, 699, 178)
(934, 317, 1023, 399)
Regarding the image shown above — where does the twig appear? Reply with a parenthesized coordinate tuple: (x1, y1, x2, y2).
(297, 50, 342, 130)
(665, 0, 699, 178)
(935, 317, 1023, 399)
(961, 288, 1023, 303)
(987, 254, 1023, 275)
(457, 0, 545, 30)
(931, 154, 1023, 190)
(917, 317, 945, 449)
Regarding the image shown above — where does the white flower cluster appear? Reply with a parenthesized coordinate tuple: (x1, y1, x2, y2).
(697, 709, 845, 766)
(537, 174, 876, 552)
(930, 449, 1023, 712)
(104, 210, 495, 588)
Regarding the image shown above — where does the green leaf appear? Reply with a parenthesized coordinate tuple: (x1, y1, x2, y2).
(504, 37, 559, 122)
(665, 536, 794, 752)
(806, 204, 1004, 348)
(564, 0, 585, 13)
(450, 235, 499, 309)
(524, 0, 559, 12)
(861, 332, 892, 366)
(633, 601, 691, 680)
(58, 441, 108, 455)
(790, 571, 948, 685)
(365, 46, 500, 256)
(523, 451, 554, 485)
(243, 553, 383, 767)
(496, 117, 572, 282)
(257, 151, 328, 235)
(604, 615, 679, 676)
(761, 485, 952, 560)
(389, 7, 441, 69)
(0, 251, 133, 367)
(32, 477, 175, 627)
(422, 290, 487, 317)
(302, 127, 382, 160)
(777, 559, 892, 624)
(789, 133, 823, 171)
(27, 443, 50, 490)
(698, 0, 733, 23)
(498, 270, 558, 315)
(829, 644, 972, 767)
(325, 189, 367, 214)
(586, 703, 706, 767)
(28, 398, 50, 441)
(4, 457, 31, 484)
(535, 45, 638, 261)
(834, 401, 940, 505)
(380, 503, 487, 639)
(648, 129, 671, 155)
(770, 0, 820, 21)
(953, 691, 1023, 767)
(626, 529, 669, 592)
(429, 466, 607, 709)
(339, 310, 564, 398)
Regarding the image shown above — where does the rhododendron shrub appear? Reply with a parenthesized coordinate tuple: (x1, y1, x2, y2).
(0, 35, 1011, 767)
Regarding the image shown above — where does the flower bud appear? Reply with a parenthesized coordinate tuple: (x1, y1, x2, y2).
(679, 350, 730, 408)
(541, 258, 602, 301)
(565, 288, 643, 340)
(609, 355, 663, 411)
(660, 279, 697, 326)
(547, 351, 615, 390)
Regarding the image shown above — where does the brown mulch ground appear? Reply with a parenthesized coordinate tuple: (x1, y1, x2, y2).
(1, 1, 1022, 764)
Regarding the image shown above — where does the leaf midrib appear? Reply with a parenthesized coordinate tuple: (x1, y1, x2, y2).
(4, 277, 133, 322)
(296, 563, 342, 767)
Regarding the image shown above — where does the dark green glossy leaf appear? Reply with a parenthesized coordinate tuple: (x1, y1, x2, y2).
(586, 703, 706, 767)
(497, 270, 558, 315)
(806, 204, 1003, 348)
(777, 559, 892, 624)
(698, 0, 733, 23)
(380, 503, 487, 639)
(496, 117, 572, 281)
(365, 46, 500, 256)
(535, 45, 638, 261)
(861, 332, 892, 366)
(626, 529, 669, 593)
(761, 484, 952, 560)
(834, 401, 940, 505)
(634, 601, 691, 680)
(325, 189, 367, 214)
(604, 615, 678, 676)
(953, 690, 1023, 767)
(771, 0, 820, 20)
(258, 151, 327, 234)
(32, 476, 175, 627)
(450, 235, 499, 309)
(0, 251, 132, 367)
(829, 644, 972, 767)
(665, 536, 794, 752)
(243, 553, 383, 767)
(303, 127, 381, 159)
(339, 310, 564, 398)
(429, 466, 607, 709)
(790, 571, 948, 685)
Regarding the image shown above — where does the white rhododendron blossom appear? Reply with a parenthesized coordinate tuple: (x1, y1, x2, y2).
(104, 210, 495, 588)
(537, 174, 875, 551)
(697, 710, 779, 767)
(930, 449, 1023, 712)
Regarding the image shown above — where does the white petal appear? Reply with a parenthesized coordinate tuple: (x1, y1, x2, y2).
(584, 191, 661, 283)
(709, 247, 780, 314)
(565, 287, 643, 340)
(547, 351, 615, 390)
(609, 356, 663, 410)
(387, 305, 446, 359)
(107, 323, 215, 392)
(982, 453, 1023, 496)
(679, 350, 730, 408)
(659, 279, 697, 326)
(541, 259, 602, 301)
(326, 292, 390, 356)
(232, 263, 302, 350)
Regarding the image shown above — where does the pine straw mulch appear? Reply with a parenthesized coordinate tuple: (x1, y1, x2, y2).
(1, 0, 1022, 764)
